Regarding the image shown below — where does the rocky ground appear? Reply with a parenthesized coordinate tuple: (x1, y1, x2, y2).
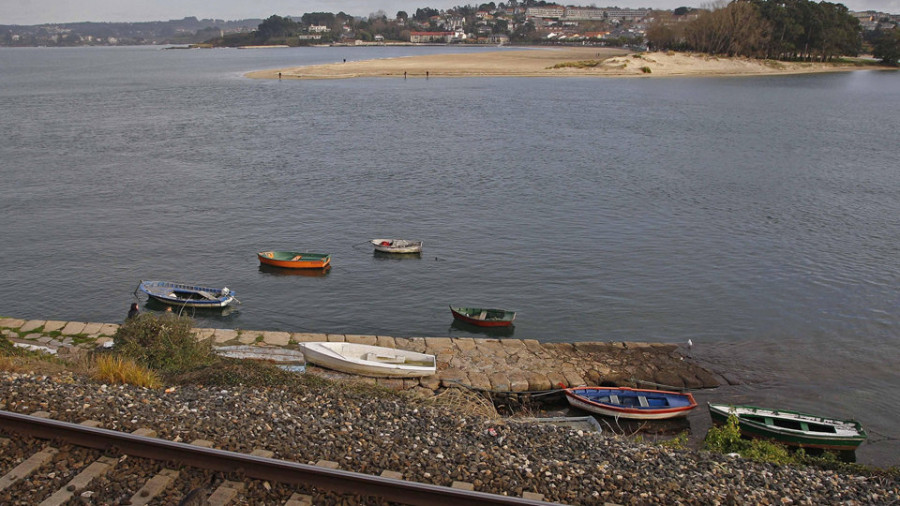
(1, 370, 897, 505)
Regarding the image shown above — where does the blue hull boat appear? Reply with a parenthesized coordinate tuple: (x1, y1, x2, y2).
(136, 280, 237, 309)
(565, 386, 697, 420)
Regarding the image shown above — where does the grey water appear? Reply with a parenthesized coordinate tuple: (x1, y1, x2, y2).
(1, 46, 898, 466)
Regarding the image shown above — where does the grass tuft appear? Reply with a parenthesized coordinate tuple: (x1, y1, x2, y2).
(549, 60, 601, 69)
(426, 387, 499, 419)
(92, 354, 161, 388)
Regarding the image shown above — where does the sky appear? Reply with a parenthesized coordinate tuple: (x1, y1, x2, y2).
(1, 0, 897, 25)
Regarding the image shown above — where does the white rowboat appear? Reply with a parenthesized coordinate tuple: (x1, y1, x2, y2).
(298, 342, 436, 378)
(370, 239, 423, 254)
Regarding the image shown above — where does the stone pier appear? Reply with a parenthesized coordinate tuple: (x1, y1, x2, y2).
(0, 317, 720, 392)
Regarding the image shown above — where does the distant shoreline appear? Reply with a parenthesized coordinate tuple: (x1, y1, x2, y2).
(245, 48, 892, 80)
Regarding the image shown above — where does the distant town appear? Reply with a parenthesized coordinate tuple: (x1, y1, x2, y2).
(2, 2, 898, 48)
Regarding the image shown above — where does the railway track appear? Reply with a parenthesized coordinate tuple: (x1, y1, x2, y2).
(0, 410, 558, 505)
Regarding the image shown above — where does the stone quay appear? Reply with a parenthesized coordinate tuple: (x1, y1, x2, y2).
(0, 317, 720, 393)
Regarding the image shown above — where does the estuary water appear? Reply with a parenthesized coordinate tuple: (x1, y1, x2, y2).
(0, 46, 898, 465)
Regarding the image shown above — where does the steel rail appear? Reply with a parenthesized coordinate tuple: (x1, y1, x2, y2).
(0, 410, 558, 506)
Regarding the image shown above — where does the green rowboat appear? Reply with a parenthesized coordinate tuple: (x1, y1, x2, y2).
(708, 403, 867, 451)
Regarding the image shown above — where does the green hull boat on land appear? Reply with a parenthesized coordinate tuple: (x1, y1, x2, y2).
(708, 403, 867, 451)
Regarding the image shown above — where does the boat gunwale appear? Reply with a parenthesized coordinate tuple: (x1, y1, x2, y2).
(707, 403, 866, 440)
(299, 342, 436, 377)
(449, 305, 516, 327)
(370, 239, 424, 253)
(137, 280, 236, 308)
(257, 250, 332, 268)
(565, 386, 697, 417)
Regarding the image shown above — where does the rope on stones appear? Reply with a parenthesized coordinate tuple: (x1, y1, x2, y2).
(865, 428, 900, 443)
(443, 379, 567, 397)
(631, 377, 697, 392)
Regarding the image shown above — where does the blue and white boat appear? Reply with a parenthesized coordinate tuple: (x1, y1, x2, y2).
(136, 280, 237, 309)
(564, 386, 697, 420)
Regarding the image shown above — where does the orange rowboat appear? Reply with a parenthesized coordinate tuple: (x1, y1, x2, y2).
(258, 251, 331, 269)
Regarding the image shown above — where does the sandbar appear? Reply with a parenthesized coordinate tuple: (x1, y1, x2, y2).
(245, 47, 887, 80)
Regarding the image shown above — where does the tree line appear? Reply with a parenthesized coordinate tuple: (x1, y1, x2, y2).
(647, 0, 863, 61)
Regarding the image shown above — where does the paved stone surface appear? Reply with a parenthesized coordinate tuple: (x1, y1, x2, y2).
(212, 329, 237, 343)
(99, 324, 119, 336)
(375, 335, 396, 348)
(61, 321, 86, 335)
(1, 317, 720, 394)
(344, 334, 377, 345)
(191, 329, 213, 342)
(20, 320, 45, 332)
(0, 318, 25, 329)
(261, 331, 290, 346)
(81, 322, 104, 335)
(238, 330, 262, 345)
(292, 332, 328, 343)
(43, 320, 66, 332)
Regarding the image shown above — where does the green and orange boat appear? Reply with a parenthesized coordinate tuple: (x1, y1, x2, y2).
(708, 403, 867, 452)
(257, 251, 331, 269)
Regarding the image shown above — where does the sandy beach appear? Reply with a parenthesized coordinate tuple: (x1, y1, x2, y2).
(245, 47, 885, 80)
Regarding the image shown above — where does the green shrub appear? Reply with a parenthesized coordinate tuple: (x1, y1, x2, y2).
(657, 431, 689, 450)
(641, 66, 652, 73)
(705, 414, 806, 465)
(171, 358, 301, 388)
(742, 438, 793, 464)
(113, 313, 213, 375)
(704, 414, 744, 453)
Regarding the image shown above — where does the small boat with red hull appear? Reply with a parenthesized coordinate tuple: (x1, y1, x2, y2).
(258, 251, 331, 269)
(449, 306, 516, 327)
(370, 238, 423, 254)
(564, 386, 697, 420)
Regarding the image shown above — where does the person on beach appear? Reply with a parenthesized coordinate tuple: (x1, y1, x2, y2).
(127, 303, 139, 320)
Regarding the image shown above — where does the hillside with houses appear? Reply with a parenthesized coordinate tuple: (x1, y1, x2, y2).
(2, 2, 898, 55)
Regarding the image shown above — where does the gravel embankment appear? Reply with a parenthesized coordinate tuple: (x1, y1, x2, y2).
(1, 371, 897, 505)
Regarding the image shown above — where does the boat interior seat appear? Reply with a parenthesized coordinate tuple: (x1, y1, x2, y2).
(638, 396, 649, 407)
(365, 352, 406, 364)
(608, 394, 620, 405)
(478, 311, 487, 319)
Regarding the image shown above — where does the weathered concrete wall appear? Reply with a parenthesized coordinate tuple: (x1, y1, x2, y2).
(0, 317, 719, 392)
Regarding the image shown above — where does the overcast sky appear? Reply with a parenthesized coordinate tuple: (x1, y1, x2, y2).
(1, 0, 897, 25)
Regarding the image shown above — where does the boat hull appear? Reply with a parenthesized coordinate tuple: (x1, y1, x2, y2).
(565, 387, 697, 420)
(708, 403, 867, 451)
(449, 306, 516, 327)
(258, 251, 331, 269)
(138, 280, 235, 308)
(370, 239, 423, 254)
(299, 342, 436, 378)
